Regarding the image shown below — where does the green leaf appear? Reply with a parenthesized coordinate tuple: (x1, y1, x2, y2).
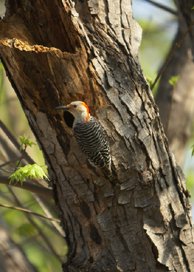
(168, 75, 179, 86)
(146, 76, 153, 87)
(9, 164, 48, 183)
(19, 136, 36, 148)
(191, 144, 194, 157)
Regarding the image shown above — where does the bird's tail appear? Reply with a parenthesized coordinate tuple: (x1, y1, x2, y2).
(102, 163, 117, 184)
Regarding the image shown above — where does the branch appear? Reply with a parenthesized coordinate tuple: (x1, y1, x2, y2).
(151, 22, 194, 89)
(0, 120, 65, 237)
(34, 194, 65, 237)
(0, 175, 53, 197)
(144, 0, 177, 15)
(0, 159, 18, 168)
(8, 187, 63, 262)
(0, 120, 34, 163)
(0, 202, 60, 222)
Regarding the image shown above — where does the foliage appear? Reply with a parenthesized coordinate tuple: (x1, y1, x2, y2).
(168, 75, 179, 86)
(186, 172, 194, 201)
(16, 222, 37, 236)
(9, 163, 48, 183)
(9, 135, 48, 183)
(19, 135, 36, 149)
(146, 76, 153, 87)
(191, 144, 194, 157)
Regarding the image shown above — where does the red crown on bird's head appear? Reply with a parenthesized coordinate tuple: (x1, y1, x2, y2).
(81, 102, 90, 114)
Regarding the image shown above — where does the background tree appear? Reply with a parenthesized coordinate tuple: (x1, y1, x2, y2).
(0, 0, 194, 271)
(155, 0, 194, 166)
(0, 220, 37, 272)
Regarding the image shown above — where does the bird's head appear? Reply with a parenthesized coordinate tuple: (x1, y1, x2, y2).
(56, 101, 90, 123)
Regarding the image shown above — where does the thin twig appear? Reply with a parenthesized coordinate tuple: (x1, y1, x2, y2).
(0, 202, 60, 223)
(0, 159, 18, 168)
(8, 187, 63, 262)
(151, 23, 193, 89)
(144, 0, 177, 16)
(0, 120, 34, 163)
(0, 120, 64, 235)
(35, 194, 65, 237)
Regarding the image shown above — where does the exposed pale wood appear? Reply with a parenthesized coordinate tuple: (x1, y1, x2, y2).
(0, 0, 193, 271)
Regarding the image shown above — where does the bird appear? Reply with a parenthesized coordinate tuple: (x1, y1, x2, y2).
(56, 101, 112, 175)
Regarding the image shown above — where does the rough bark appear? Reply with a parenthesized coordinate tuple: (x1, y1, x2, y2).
(0, 1, 193, 271)
(156, 2, 194, 166)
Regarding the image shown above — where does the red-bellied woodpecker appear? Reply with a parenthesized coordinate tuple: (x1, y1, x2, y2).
(56, 101, 112, 175)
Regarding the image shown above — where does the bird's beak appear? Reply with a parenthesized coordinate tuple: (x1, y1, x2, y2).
(55, 105, 69, 111)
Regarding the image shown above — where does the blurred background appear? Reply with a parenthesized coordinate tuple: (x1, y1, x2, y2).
(134, 0, 194, 205)
(0, 0, 194, 271)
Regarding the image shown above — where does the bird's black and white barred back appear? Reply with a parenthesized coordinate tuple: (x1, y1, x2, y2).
(73, 116, 111, 172)
(56, 101, 112, 176)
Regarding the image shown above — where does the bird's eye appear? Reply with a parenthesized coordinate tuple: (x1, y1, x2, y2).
(73, 105, 77, 108)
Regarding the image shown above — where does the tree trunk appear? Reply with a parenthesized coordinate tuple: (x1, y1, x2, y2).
(0, 1, 193, 271)
(175, 0, 194, 55)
